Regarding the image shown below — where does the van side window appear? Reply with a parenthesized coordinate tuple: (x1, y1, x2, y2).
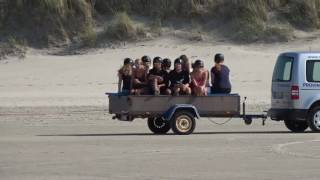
(307, 60, 320, 82)
(272, 56, 293, 82)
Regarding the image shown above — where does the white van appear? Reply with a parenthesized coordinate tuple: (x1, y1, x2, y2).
(269, 52, 320, 132)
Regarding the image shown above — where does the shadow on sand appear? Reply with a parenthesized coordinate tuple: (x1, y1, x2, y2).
(37, 131, 315, 137)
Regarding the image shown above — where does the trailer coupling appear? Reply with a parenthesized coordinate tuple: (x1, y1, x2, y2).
(241, 97, 268, 126)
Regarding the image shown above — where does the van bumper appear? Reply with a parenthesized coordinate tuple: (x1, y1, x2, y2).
(268, 108, 308, 121)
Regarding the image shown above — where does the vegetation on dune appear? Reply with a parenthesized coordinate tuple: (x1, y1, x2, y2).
(280, 0, 320, 29)
(1, 0, 93, 46)
(105, 12, 146, 41)
(1, 0, 320, 52)
(0, 36, 27, 59)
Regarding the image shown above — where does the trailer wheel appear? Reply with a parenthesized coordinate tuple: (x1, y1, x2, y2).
(284, 119, 308, 133)
(307, 106, 320, 132)
(147, 117, 171, 134)
(171, 111, 196, 135)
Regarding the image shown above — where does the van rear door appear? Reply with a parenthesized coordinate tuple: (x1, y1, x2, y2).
(271, 55, 294, 109)
(302, 60, 320, 108)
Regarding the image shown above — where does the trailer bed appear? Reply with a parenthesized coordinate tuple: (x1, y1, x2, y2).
(109, 94, 241, 118)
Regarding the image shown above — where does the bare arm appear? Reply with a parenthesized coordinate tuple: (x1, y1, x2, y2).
(191, 74, 198, 87)
(202, 71, 209, 88)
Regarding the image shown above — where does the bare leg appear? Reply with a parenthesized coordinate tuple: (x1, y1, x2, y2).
(173, 86, 180, 96)
(151, 79, 160, 95)
(185, 87, 192, 95)
(165, 89, 172, 95)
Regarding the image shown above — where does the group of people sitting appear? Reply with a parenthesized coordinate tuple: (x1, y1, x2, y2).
(118, 54, 232, 96)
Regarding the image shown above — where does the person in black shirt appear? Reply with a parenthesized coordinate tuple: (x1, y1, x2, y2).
(168, 58, 191, 96)
(148, 57, 170, 95)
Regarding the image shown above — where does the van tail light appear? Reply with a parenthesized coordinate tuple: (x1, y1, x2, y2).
(291, 85, 299, 100)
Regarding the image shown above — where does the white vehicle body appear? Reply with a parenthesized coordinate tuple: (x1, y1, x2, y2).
(269, 52, 320, 123)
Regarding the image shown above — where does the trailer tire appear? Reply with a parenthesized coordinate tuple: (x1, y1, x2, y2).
(171, 111, 196, 135)
(307, 106, 320, 132)
(147, 117, 171, 134)
(284, 119, 308, 133)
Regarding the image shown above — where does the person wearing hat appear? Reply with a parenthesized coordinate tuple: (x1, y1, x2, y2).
(211, 53, 232, 94)
(148, 57, 169, 95)
(162, 58, 172, 73)
(142, 55, 151, 74)
(118, 58, 133, 95)
(191, 59, 208, 96)
(168, 58, 191, 96)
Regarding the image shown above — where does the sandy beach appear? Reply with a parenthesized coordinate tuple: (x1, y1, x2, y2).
(1, 37, 320, 180)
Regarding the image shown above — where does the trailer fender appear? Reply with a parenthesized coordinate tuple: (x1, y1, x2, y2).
(162, 104, 200, 121)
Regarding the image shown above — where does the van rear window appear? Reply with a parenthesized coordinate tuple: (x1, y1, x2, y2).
(307, 60, 320, 82)
(272, 56, 293, 82)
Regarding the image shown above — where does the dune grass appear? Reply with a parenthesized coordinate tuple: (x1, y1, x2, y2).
(0, 36, 27, 59)
(105, 12, 146, 41)
(1, 0, 320, 47)
(2, 0, 93, 46)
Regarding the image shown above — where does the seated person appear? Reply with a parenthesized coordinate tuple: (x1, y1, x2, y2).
(142, 55, 151, 73)
(211, 53, 232, 94)
(131, 58, 149, 95)
(168, 58, 191, 96)
(148, 57, 170, 95)
(162, 58, 172, 73)
(191, 60, 208, 96)
(118, 58, 133, 95)
(180, 54, 191, 73)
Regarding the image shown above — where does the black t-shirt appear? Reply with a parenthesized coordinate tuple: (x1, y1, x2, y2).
(148, 68, 169, 86)
(169, 70, 190, 86)
(148, 68, 166, 77)
(122, 74, 132, 90)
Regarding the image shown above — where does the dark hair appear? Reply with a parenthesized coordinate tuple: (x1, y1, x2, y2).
(180, 55, 187, 60)
(174, 58, 183, 64)
(214, 53, 224, 64)
(194, 59, 204, 68)
(162, 58, 171, 68)
(142, 55, 151, 63)
(123, 58, 133, 65)
(153, 56, 162, 64)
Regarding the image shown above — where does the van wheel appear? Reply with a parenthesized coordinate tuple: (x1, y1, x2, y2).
(147, 117, 171, 134)
(307, 106, 320, 132)
(284, 119, 308, 133)
(171, 111, 196, 135)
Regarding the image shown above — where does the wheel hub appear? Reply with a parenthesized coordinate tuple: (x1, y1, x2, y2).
(313, 111, 320, 129)
(154, 118, 166, 128)
(176, 116, 191, 132)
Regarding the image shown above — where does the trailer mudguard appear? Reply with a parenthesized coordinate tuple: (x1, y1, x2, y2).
(162, 104, 200, 121)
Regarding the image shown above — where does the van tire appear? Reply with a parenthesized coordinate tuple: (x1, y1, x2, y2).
(307, 106, 320, 132)
(148, 117, 171, 134)
(284, 119, 308, 133)
(171, 111, 196, 135)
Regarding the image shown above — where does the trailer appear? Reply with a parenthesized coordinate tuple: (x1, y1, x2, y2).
(107, 93, 267, 135)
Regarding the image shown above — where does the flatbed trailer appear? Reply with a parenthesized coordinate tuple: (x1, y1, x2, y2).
(107, 93, 267, 135)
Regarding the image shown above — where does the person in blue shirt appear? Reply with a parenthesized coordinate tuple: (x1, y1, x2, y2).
(211, 53, 232, 94)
